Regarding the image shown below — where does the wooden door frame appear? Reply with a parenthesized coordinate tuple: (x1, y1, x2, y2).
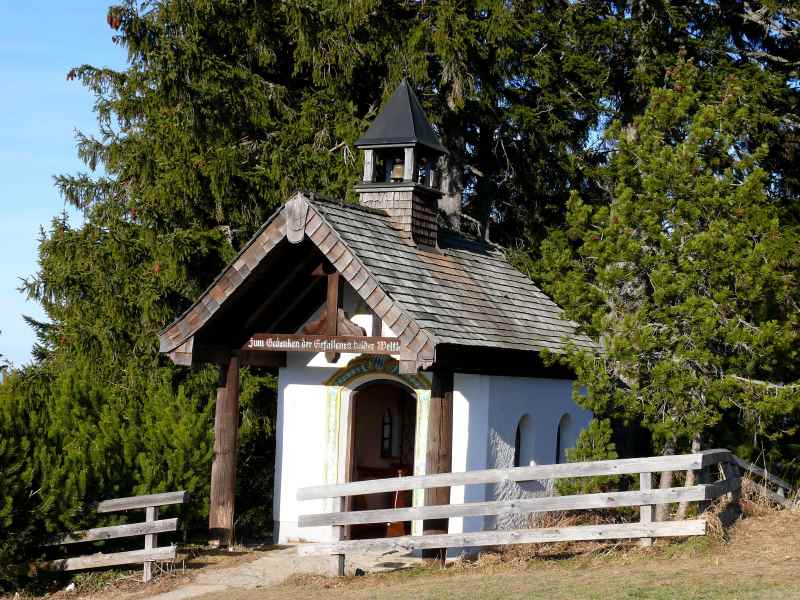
(341, 378, 418, 540)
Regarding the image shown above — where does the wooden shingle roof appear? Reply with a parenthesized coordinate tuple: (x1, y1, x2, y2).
(311, 199, 595, 355)
(158, 192, 594, 372)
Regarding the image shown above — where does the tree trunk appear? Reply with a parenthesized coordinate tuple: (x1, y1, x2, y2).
(676, 433, 702, 519)
(654, 439, 676, 522)
(209, 355, 240, 547)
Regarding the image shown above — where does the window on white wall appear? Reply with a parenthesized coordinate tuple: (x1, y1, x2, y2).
(556, 413, 572, 464)
(514, 414, 536, 467)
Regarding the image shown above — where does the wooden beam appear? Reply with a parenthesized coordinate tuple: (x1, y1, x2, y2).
(46, 519, 178, 545)
(304, 266, 345, 362)
(424, 370, 453, 551)
(299, 484, 726, 527)
(297, 520, 708, 557)
(97, 491, 187, 513)
(731, 455, 793, 492)
(297, 450, 733, 501)
(209, 356, 239, 547)
(42, 546, 176, 572)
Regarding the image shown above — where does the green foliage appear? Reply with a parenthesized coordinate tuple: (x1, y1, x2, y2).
(0, 373, 42, 587)
(4, 0, 800, 589)
(236, 371, 278, 538)
(538, 59, 800, 471)
(556, 419, 620, 496)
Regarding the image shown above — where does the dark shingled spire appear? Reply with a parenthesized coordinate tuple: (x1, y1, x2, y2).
(355, 79, 447, 154)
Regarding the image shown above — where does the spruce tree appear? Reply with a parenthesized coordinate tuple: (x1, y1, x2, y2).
(537, 59, 800, 480)
(3, 3, 800, 587)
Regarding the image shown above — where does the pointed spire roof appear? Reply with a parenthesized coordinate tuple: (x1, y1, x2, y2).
(355, 79, 447, 154)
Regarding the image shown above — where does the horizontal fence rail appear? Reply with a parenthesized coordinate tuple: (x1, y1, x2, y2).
(46, 518, 179, 546)
(298, 520, 708, 557)
(297, 449, 794, 574)
(44, 490, 187, 583)
(296, 449, 732, 500)
(299, 480, 740, 528)
(43, 546, 177, 572)
(97, 491, 188, 513)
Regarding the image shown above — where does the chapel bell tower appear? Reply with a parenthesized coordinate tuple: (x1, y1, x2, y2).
(354, 79, 448, 248)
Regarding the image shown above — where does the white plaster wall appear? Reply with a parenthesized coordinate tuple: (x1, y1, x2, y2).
(274, 281, 403, 543)
(486, 377, 592, 530)
(273, 360, 338, 543)
(450, 373, 491, 536)
(272, 280, 593, 541)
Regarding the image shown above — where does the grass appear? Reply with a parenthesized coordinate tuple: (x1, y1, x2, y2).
(195, 510, 800, 600)
(9, 501, 797, 600)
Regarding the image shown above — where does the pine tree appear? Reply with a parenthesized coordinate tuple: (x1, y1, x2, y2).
(537, 59, 800, 479)
(556, 419, 620, 496)
(4, 3, 800, 587)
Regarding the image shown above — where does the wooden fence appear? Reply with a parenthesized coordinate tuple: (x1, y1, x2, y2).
(44, 491, 187, 583)
(296, 449, 794, 573)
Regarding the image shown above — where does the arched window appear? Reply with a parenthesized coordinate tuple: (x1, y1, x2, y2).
(381, 409, 393, 458)
(555, 413, 572, 464)
(514, 414, 535, 468)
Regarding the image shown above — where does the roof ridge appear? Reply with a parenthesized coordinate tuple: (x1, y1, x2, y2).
(304, 191, 390, 218)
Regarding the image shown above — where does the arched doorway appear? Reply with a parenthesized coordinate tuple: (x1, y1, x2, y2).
(348, 380, 417, 539)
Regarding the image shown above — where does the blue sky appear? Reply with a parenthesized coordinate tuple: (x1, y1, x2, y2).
(0, 2, 126, 366)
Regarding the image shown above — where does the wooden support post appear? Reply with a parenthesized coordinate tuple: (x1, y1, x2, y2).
(363, 148, 374, 182)
(142, 505, 159, 582)
(639, 473, 653, 547)
(424, 370, 453, 562)
(403, 146, 415, 182)
(209, 355, 240, 548)
(305, 265, 345, 363)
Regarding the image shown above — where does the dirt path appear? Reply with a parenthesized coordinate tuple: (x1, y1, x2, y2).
(143, 546, 423, 600)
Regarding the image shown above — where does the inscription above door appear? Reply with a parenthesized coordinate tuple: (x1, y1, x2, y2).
(244, 333, 402, 355)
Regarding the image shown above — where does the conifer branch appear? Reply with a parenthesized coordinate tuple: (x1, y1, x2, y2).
(727, 375, 800, 391)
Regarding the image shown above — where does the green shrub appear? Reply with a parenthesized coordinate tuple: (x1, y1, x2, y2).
(555, 419, 621, 496)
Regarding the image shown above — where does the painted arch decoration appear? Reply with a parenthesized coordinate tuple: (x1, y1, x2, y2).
(322, 355, 431, 533)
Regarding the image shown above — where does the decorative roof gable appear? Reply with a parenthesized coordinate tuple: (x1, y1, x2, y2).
(158, 192, 594, 373)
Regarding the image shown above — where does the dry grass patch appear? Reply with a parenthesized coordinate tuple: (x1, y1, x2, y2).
(209, 509, 800, 600)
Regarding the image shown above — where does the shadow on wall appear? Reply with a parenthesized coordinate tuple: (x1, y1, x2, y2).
(491, 414, 553, 530)
(556, 413, 574, 464)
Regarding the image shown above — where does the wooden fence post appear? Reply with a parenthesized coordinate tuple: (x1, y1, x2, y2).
(143, 505, 159, 583)
(330, 493, 346, 576)
(639, 472, 653, 547)
(720, 461, 741, 505)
